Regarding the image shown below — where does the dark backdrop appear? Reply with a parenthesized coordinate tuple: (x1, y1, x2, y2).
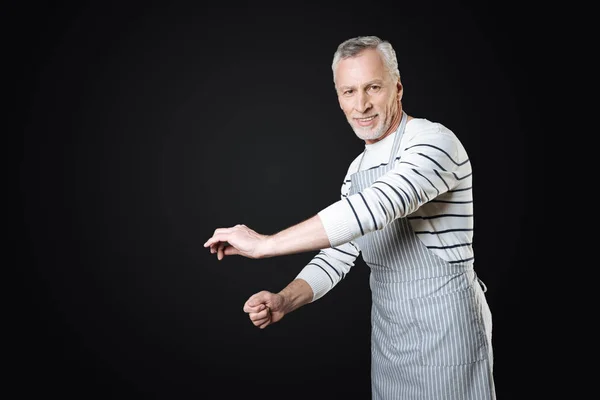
(15, 2, 542, 399)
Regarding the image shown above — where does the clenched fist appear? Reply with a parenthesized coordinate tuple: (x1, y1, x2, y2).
(243, 290, 286, 329)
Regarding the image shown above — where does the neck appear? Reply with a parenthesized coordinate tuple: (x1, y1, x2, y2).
(365, 107, 403, 145)
(387, 108, 403, 137)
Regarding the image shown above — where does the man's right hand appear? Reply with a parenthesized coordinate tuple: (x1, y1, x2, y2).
(243, 290, 285, 329)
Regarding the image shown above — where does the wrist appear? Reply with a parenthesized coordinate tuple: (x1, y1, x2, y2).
(257, 235, 276, 258)
(278, 287, 295, 315)
(277, 279, 313, 314)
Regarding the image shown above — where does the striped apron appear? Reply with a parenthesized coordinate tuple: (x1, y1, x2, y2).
(349, 112, 495, 399)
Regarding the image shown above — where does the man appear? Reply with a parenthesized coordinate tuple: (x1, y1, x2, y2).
(204, 35, 495, 399)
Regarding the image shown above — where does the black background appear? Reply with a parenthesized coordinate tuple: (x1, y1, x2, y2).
(15, 1, 544, 399)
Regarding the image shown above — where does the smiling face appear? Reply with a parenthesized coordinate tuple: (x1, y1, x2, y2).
(334, 48, 403, 144)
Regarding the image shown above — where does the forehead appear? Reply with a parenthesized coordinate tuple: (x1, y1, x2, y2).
(335, 49, 388, 87)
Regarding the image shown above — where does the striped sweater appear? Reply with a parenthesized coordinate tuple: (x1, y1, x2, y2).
(296, 118, 474, 301)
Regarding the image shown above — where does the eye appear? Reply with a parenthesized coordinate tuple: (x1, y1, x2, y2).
(343, 89, 354, 96)
(368, 85, 381, 93)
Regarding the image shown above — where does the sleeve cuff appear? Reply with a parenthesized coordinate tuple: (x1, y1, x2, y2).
(295, 265, 333, 302)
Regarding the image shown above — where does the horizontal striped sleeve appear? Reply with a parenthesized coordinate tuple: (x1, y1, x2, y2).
(319, 124, 470, 248)
(298, 163, 361, 301)
(295, 241, 359, 301)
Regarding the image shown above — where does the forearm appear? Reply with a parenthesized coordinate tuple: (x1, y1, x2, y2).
(261, 214, 330, 258)
(279, 278, 314, 313)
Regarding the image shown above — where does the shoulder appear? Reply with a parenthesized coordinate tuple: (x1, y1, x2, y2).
(404, 118, 457, 141)
(401, 118, 463, 157)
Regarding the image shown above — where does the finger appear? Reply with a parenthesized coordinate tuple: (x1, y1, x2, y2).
(254, 320, 269, 328)
(257, 307, 272, 328)
(246, 291, 270, 308)
(250, 314, 269, 326)
(249, 309, 270, 321)
(243, 301, 266, 313)
(204, 236, 222, 248)
(209, 242, 224, 254)
(223, 246, 240, 256)
(258, 320, 270, 329)
(250, 308, 271, 327)
(217, 242, 228, 260)
(204, 232, 230, 248)
(213, 227, 234, 235)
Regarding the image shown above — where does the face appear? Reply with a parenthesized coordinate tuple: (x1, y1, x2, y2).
(334, 49, 403, 144)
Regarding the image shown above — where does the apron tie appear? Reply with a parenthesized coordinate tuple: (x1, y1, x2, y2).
(474, 272, 488, 293)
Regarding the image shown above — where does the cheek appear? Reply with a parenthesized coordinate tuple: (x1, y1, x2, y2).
(340, 102, 353, 116)
(386, 97, 398, 112)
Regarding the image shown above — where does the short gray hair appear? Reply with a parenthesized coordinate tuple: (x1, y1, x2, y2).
(331, 35, 400, 85)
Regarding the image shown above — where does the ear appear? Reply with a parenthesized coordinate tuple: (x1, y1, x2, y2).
(396, 80, 403, 101)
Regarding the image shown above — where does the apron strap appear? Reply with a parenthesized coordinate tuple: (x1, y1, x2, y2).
(388, 110, 408, 165)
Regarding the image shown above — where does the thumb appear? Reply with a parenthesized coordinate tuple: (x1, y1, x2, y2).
(244, 291, 269, 312)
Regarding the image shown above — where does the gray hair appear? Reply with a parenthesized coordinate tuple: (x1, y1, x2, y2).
(331, 35, 400, 85)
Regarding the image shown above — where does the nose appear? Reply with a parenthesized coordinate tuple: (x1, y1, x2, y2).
(354, 91, 372, 114)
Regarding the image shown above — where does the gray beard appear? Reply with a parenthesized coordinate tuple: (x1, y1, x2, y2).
(352, 124, 386, 142)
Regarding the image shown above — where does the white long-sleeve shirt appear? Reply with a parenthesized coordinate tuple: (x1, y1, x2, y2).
(296, 118, 474, 301)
